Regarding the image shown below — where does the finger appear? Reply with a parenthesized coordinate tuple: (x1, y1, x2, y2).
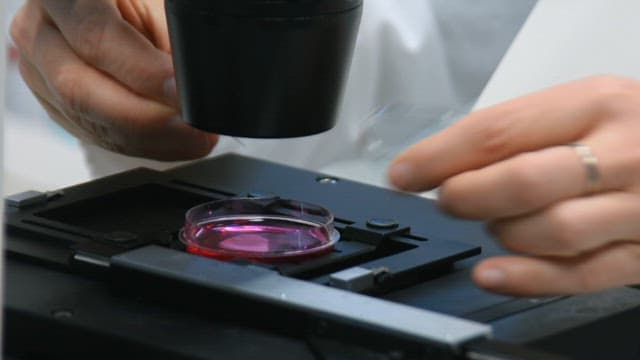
(117, 0, 171, 52)
(389, 76, 640, 191)
(18, 57, 86, 138)
(34, 91, 101, 146)
(13, 3, 149, 146)
(18, 57, 55, 109)
(438, 125, 640, 220)
(40, 0, 177, 106)
(489, 192, 640, 257)
(10, 0, 40, 52)
(438, 146, 589, 219)
(18, 58, 111, 145)
(472, 242, 640, 296)
(34, 92, 137, 154)
(19, 51, 118, 146)
(30, 17, 216, 160)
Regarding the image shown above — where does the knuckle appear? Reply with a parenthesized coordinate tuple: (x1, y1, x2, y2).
(584, 75, 640, 117)
(586, 75, 636, 92)
(50, 69, 87, 116)
(438, 178, 466, 214)
(546, 205, 585, 251)
(10, 6, 31, 50)
(504, 160, 547, 209)
(613, 147, 640, 188)
(472, 117, 515, 159)
(72, 14, 111, 65)
(134, 62, 168, 89)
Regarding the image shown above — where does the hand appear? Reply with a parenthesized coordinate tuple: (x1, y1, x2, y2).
(389, 76, 640, 297)
(10, 0, 218, 161)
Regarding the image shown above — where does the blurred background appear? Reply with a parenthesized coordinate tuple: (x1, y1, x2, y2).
(2, 0, 536, 196)
(3, 0, 91, 196)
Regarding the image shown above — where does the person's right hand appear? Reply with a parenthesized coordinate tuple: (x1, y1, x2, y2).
(10, 0, 218, 161)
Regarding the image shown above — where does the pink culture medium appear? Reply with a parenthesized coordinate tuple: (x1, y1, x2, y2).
(180, 197, 339, 261)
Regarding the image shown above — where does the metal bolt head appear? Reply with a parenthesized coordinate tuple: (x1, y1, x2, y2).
(52, 309, 74, 319)
(316, 176, 339, 184)
(366, 218, 399, 229)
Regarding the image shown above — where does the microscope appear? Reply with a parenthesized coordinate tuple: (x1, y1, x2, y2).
(6, 2, 640, 359)
(165, 0, 363, 138)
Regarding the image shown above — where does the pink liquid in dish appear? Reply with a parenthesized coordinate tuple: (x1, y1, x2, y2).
(184, 216, 334, 261)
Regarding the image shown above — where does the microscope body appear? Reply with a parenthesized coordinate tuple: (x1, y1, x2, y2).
(165, 0, 363, 138)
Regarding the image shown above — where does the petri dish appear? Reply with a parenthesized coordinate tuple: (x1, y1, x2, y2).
(180, 197, 340, 262)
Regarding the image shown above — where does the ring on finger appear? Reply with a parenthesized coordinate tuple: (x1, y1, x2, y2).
(568, 143, 602, 193)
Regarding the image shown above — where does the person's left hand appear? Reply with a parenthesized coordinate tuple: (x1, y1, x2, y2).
(388, 76, 640, 297)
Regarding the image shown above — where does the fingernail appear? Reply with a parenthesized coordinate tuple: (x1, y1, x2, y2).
(164, 77, 179, 105)
(388, 161, 415, 190)
(477, 268, 506, 287)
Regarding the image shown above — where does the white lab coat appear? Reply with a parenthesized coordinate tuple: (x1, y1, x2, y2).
(81, 0, 536, 185)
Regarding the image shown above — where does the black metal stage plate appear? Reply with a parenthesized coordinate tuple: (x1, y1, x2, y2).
(4, 154, 640, 359)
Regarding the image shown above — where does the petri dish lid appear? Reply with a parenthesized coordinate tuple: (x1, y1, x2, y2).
(180, 196, 339, 261)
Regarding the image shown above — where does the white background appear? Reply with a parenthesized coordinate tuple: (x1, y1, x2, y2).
(476, 0, 640, 109)
(4, 0, 91, 196)
(1, 0, 7, 349)
(2, 0, 533, 196)
(5, 0, 640, 192)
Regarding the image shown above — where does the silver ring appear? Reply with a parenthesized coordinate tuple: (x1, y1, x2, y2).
(569, 143, 602, 193)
